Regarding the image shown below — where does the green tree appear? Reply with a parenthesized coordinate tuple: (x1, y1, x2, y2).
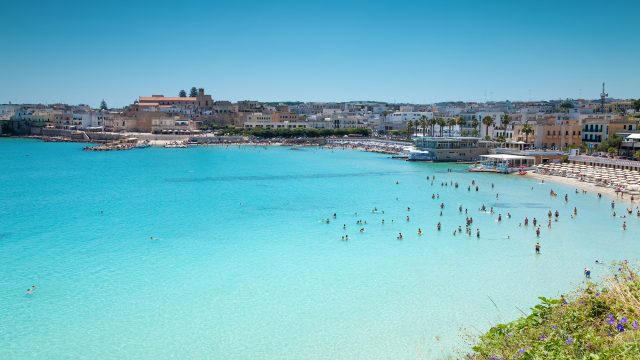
(634, 150, 640, 160)
(429, 118, 437, 136)
(420, 116, 427, 136)
(522, 123, 534, 143)
(482, 116, 494, 139)
(607, 147, 618, 156)
(189, 87, 198, 97)
(501, 113, 511, 129)
(179, 90, 187, 97)
(559, 100, 574, 111)
(471, 117, 479, 136)
(406, 120, 414, 139)
(436, 118, 446, 137)
(633, 99, 640, 111)
(446, 118, 456, 136)
(100, 99, 108, 111)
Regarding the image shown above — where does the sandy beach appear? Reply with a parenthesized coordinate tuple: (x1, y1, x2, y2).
(524, 171, 637, 205)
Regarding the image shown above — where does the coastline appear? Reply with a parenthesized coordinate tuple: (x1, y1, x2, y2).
(523, 171, 637, 205)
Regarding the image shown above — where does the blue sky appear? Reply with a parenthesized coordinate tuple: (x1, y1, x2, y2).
(1, 0, 638, 107)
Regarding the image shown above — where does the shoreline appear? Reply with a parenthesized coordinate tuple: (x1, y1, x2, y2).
(523, 171, 637, 205)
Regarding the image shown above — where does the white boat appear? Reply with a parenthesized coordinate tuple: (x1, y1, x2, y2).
(407, 149, 433, 161)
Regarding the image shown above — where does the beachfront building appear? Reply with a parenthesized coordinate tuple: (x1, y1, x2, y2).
(151, 117, 198, 134)
(409, 137, 493, 162)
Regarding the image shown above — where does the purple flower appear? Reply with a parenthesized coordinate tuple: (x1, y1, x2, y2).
(518, 348, 525, 355)
(552, 325, 558, 329)
(633, 320, 639, 330)
(608, 331, 613, 337)
(566, 337, 574, 345)
(538, 334, 547, 340)
(595, 292, 601, 297)
(620, 317, 628, 324)
(607, 314, 616, 325)
(616, 323, 625, 332)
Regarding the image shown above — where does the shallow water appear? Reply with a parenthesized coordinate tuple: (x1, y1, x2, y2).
(1, 139, 638, 359)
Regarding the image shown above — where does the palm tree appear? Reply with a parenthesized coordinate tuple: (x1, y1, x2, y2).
(482, 116, 494, 139)
(471, 118, 479, 137)
(406, 120, 414, 140)
(420, 116, 427, 137)
(429, 118, 437, 136)
(522, 123, 533, 144)
(436, 118, 446, 137)
(502, 113, 511, 129)
(446, 118, 456, 136)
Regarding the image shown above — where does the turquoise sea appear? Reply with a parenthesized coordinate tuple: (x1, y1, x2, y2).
(1, 138, 639, 359)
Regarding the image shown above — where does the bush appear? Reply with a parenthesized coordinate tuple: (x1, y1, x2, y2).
(470, 262, 640, 359)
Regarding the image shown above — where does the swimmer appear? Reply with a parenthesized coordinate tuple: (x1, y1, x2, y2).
(407, 207, 411, 211)
(345, 235, 349, 241)
(623, 221, 627, 230)
(476, 229, 480, 238)
(535, 242, 541, 254)
(406, 216, 410, 222)
(397, 232, 403, 240)
(343, 224, 346, 229)
(437, 222, 441, 231)
(333, 213, 337, 219)
(381, 219, 384, 224)
(417, 228, 422, 236)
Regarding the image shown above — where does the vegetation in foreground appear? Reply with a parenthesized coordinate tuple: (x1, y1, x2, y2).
(469, 262, 640, 359)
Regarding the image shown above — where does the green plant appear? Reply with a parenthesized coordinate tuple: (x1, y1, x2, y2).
(470, 262, 640, 359)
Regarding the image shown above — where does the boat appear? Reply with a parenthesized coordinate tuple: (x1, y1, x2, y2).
(135, 140, 151, 148)
(407, 149, 432, 161)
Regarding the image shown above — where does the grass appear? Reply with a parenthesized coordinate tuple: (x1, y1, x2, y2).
(468, 262, 640, 359)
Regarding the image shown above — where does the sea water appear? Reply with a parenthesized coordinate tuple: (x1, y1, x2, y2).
(1, 138, 638, 359)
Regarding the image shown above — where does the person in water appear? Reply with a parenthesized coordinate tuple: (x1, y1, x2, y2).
(417, 228, 422, 236)
(397, 232, 403, 240)
(535, 242, 541, 254)
(584, 267, 591, 278)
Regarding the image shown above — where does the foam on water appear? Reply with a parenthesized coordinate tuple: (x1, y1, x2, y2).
(1, 138, 638, 359)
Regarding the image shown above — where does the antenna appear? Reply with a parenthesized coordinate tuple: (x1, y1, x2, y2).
(600, 82, 608, 112)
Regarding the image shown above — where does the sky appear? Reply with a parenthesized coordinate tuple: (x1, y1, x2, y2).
(1, 0, 638, 107)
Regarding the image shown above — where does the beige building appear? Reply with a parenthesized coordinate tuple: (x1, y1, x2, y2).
(151, 117, 197, 134)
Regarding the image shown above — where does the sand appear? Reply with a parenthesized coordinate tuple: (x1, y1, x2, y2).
(524, 171, 637, 205)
